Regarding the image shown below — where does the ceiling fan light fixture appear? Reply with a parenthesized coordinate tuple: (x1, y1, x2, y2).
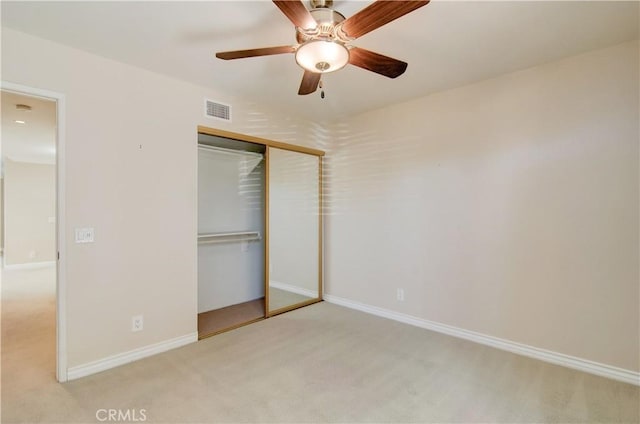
(295, 40, 349, 73)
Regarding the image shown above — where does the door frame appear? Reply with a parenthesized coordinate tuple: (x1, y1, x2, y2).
(1, 81, 68, 382)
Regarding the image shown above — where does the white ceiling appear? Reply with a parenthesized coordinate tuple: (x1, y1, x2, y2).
(2, 1, 638, 121)
(1, 91, 56, 167)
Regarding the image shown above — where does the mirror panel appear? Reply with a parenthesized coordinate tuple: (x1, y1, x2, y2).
(267, 147, 321, 314)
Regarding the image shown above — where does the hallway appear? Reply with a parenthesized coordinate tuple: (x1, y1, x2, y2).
(2, 265, 57, 398)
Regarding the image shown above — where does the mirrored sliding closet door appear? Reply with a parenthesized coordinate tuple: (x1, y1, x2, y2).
(267, 147, 321, 315)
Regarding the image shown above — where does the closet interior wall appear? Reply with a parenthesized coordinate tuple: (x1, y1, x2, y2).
(197, 134, 266, 338)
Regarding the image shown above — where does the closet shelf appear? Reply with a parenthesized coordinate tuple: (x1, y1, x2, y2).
(198, 231, 261, 245)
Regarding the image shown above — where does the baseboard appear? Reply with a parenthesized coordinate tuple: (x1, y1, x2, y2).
(3, 260, 55, 270)
(67, 332, 198, 381)
(270, 280, 317, 298)
(324, 294, 639, 386)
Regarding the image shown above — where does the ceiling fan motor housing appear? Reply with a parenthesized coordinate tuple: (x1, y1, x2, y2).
(310, 0, 333, 8)
(296, 8, 347, 44)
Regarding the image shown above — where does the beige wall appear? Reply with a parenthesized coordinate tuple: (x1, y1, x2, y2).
(3, 159, 56, 265)
(327, 41, 639, 372)
(2, 28, 326, 369)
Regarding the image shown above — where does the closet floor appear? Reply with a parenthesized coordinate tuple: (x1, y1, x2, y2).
(198, 298, 265, 339)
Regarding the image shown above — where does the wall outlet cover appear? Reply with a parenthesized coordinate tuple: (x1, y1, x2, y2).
(132, 315, 143, 332)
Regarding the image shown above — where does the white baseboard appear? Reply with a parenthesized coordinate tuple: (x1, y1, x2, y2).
(270, 280, 317, 298)
(3, 260, 56, 270)
(67, 332, 198, 381)
(324, 294, 639, 386)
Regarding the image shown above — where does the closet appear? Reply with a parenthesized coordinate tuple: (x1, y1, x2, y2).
(197, 127, 323, 339)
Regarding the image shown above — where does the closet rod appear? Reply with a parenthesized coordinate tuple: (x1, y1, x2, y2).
(198, 144, 263, 158)
(198, 231, 261, 244)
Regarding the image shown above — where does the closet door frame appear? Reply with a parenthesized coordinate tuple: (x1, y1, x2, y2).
(197, 126, 324, 317)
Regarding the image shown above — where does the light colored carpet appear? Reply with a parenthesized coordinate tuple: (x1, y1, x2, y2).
(268, 287, 313, 312)
(2, 267, 639, 423)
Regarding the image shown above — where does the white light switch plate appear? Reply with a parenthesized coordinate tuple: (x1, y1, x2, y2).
(75, 227, 95, 243)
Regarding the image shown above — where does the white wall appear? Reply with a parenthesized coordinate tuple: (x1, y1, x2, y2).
(2, 159, 56, 265)
(1, 28, 326, 369)
(327, 40, 639, 372)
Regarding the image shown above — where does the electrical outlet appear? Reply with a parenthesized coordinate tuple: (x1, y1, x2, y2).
(397, 288, 405, 302)
(132, 315, 143, 332)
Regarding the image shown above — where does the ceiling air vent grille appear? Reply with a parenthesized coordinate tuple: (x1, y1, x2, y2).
(205, 99, 231, 122)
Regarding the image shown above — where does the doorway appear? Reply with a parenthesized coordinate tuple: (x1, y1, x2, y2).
(0, 83, 66, 382)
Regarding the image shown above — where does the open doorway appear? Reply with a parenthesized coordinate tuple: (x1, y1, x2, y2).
(1, 89, 60, 384)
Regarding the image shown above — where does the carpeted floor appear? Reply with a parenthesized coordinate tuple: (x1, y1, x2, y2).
(2, 265, 639, 423)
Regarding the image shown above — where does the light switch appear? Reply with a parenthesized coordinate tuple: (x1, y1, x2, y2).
(75, 227, 95, 243)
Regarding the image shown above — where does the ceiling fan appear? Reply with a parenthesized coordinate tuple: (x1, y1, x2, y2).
(215, 0, 430, 95)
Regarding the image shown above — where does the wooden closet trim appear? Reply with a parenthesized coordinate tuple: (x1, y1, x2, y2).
(198, 126, 325, 157)
(318, 156, 323, 303)
(264, 147, 271, 316)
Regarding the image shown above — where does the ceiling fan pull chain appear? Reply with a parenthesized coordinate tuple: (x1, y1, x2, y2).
(320, 79, 325, 99)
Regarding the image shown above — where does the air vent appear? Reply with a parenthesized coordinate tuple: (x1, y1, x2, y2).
(205, 99, 231, 122)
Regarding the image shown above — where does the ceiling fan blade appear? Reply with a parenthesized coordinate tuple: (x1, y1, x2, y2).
(298, 70, 321, 95)
(216, 46, 296, 60)
(340, 0, 430, 39)
(273, 0, 317, 30)
(349, 47, 407, 78)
